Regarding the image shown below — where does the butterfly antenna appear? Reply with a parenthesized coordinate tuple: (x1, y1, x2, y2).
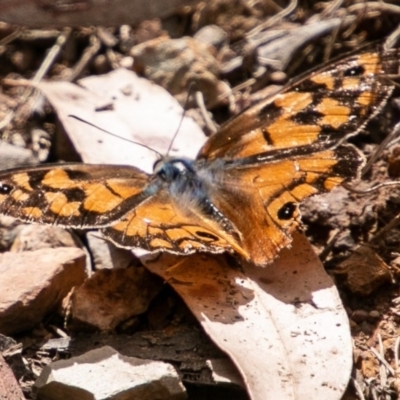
(166, 81, 196, 157)
(69, 115, 163, 158)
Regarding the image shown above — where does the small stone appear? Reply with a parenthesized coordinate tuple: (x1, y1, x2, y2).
(194, 25, 228, 50)
(0, 141, 37, 170)
(10, 48, 34, 72)
(351, 309, 369, 322)
(66, 267, 162, 331)
(119, 56, 134, 69)
(334, 231, 355, 251)
(92, 54, 109, 74)
(335, 245, 392, 296)
(349, 319, 358, 330)
(0, 248, 87, 335)
(369, 310, 380, 319)
(0, 353, 25, 399)
(35, 346, 187, 400)
(269, 70, 287, 84)
(359, 321, 373, 335)
(11, 225, 81, 252)
(86, 232, 133, 270)
(388, 146, 400, 177)
(0, 333, 29, 380)
(131, 36, 223, 107)
(135, 19, 165, 45)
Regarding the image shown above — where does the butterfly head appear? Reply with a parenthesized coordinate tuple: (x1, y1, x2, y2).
(153, 157, 196, 182)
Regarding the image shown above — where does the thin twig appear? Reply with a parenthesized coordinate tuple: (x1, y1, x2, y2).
(394, 336, 400, 368)
(344, 181, 400, 196)
(362, 122, 400, 176)
(195, 91, 218, 134)
(351, 377, 366, 400)
(321, 0, 343, 17)
(370, 346, 395, 377)
(0, 28, 71, 131)
(0, 27, 21, 46)
(323, 19, 341, 63)
(48, 324, 69, 338)
(66, 34, 101, 82)
(378, 334, 387, 388)
(370, 212, 400, 244)
(34, 27, 72, 84)
(348, 2, 400, 15)
(342, 3, 367, 39)
(317, 228, 340, 262)
(247, 0, 298, 37)
(384, 23, 400, 50)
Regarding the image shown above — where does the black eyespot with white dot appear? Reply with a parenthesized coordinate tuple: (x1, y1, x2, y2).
(277, 202, 297, 220)
(344, 65, 365, 77)
(0, 183, 13, 194)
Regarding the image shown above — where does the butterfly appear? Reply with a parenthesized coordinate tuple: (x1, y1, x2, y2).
(0, 46, 398, 266)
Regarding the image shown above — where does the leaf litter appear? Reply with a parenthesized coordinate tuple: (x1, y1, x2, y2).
(2, 2, 400, 399)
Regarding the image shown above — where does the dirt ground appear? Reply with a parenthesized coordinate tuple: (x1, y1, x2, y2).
(1, 1, 400, 399)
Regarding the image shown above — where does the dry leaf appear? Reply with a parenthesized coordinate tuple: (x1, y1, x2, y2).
(36, 69, 206, 173)
(143, 233, 352, 400)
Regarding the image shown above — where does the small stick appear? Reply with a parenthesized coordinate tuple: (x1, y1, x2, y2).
(369, 346, 395, 377)
(0, 28, 71, 131)
(195, 91, 217, 134)
(66, 34, 101, 82)
(394, 336, 400, 368)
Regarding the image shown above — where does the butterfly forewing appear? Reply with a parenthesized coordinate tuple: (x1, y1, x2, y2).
(0, 164, 151, 228)
(198, 48, 400, 161)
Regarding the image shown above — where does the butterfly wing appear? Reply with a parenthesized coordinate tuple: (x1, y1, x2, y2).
(0, 164, 152, 227)
(0, 163, 241, 256)
(199, 144, 361, 265)
(194, 46, 399, 265)
(198, 47, 399, 161)
(101, 186, 245, 257)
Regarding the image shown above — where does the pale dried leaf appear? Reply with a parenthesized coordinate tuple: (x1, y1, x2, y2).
(143, 233, 352, 400)
(36, 69, 206, 172)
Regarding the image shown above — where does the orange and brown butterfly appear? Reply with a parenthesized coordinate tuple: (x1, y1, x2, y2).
(0, 45, 398, 266)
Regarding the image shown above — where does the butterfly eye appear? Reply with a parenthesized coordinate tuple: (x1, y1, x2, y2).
(0, 183, 13, 194)
(277, 202, 297, 220)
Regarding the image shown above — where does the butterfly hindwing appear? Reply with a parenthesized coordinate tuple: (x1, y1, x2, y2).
(202, 143, 363, 265)
(101, 186, 246, 257)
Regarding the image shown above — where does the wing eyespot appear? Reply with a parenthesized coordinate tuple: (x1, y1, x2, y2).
(344, 65, 365, 77)
(0, 183, 13, 194)
(277, 202, 297, 220)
